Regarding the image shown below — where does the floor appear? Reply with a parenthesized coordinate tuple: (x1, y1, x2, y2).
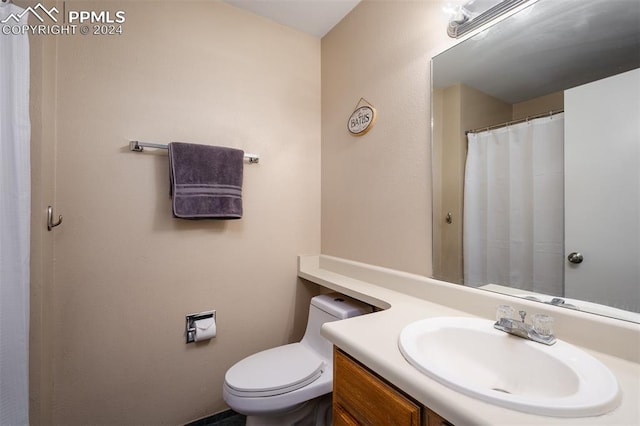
(186, 410, 246, 426)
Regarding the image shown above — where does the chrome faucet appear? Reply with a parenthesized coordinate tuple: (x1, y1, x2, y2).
(548, 297, 579, 310)
(494, 307, 556, 345)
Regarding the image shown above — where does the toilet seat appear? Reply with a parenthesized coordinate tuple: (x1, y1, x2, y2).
(225, 343, 325, 397)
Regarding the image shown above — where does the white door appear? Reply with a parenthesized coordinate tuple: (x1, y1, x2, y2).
(564, 68, 640, 313)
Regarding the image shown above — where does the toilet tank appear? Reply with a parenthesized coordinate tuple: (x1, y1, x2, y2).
(301, 293, 372, 361)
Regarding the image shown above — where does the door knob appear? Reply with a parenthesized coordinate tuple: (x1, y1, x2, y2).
(568, 252, 583, 264)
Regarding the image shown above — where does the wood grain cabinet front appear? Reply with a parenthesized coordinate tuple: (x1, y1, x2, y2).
(424, 407, 454, 426)
(333, 348, 454, 426)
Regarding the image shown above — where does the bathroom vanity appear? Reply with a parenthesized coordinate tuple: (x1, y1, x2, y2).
(334, 348, 451, 426)
(298, 255, 640, 425)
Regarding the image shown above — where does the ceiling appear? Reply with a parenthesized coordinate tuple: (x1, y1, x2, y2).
(224, 0, 361, 37)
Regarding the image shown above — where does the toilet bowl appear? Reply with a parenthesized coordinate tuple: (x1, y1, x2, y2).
(223, 293, 372, 426)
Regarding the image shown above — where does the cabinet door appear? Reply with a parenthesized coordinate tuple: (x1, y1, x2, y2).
(424, 407, 454, 426)
(333, 348, 421, 426)
(334, 404, 360, 426)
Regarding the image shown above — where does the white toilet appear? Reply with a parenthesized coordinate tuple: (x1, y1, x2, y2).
(223, 293, 372, 426)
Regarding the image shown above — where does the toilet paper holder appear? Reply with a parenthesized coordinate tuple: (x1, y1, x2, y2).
(185, 310, 216, 344)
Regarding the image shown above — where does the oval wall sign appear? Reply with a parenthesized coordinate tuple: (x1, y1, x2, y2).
(347, 105, 377, 136)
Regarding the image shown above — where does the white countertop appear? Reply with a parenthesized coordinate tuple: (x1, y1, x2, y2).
(298, 255, 640, 426)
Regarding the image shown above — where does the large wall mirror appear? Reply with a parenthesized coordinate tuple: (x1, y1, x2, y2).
(431, 0, 640, 323)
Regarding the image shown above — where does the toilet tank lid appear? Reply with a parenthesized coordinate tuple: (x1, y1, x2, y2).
(311, 293, 373, 319)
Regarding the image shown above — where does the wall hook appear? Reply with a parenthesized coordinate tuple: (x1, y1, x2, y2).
(47, 206, 63, 231)
(446, 212, 453, 224)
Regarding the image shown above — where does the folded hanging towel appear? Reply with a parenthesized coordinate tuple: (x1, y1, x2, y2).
(168, 142, 244, 219)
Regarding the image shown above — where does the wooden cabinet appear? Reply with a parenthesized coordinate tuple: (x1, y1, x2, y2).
(333, 348, 453, 426)
(334, 348, 421, 425)
(424, 407, 454, 426)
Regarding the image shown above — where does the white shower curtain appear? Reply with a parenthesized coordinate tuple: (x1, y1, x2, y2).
(0, 2, 31, 425)
(463, 114, 564, 295)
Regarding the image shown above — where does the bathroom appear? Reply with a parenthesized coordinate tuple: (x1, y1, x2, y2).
(1, 0, 638, 425)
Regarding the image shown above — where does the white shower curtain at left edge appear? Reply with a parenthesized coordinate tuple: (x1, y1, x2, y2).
(0, 3, 31, 425)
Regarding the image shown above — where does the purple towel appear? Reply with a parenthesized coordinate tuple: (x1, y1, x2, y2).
(168, 142, 244, 219)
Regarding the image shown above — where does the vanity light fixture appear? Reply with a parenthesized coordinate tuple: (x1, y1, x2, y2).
(446, 0, 535, 38)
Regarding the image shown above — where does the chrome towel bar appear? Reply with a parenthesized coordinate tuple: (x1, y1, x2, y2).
(129, 141, 260, 164)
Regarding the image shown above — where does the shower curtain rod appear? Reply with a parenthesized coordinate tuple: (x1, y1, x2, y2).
(466, 109, 564, 135)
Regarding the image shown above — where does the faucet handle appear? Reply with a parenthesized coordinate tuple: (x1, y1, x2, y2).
(531, 313, 554, 337)
(496, 305, 515, 321)
(519, 310, 527, 322)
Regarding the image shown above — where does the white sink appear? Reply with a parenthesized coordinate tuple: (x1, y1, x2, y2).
(398, 317, 620, 417)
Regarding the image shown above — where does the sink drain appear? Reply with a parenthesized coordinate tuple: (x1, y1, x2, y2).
(492, 388, 511, 394)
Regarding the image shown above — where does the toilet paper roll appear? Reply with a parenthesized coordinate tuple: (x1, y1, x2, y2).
(194, 316, 216, 341)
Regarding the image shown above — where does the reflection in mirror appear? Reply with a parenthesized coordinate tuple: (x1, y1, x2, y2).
(431, 0, 640, 323)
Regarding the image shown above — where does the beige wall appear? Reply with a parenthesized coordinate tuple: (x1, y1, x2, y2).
(31, 1, 321, 424)
(513, 91, 563, 120)
(25, 0, 57, 423)
(433, 84, 461, 282)
(321, 0, 454, 276)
